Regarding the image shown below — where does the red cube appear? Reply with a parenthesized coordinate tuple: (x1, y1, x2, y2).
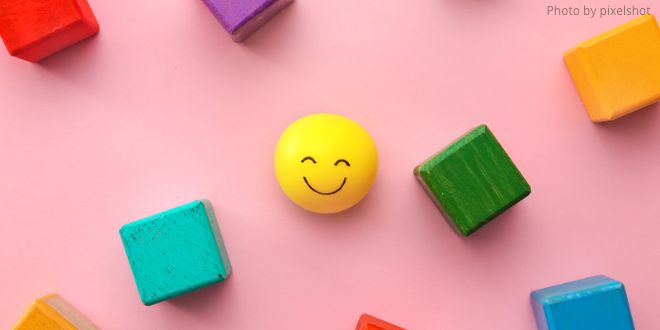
(356, 314, 406, 330)
(0, 0, 99, 62)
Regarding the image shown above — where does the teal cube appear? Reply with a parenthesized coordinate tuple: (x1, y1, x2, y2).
(531, 275, 635, 330)
(119, 200, 232, 305)
(414, 125, 531, 236)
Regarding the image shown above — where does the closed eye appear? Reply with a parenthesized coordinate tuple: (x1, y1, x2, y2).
(301, 156, 316, 164)
(334, 159, 350, 167)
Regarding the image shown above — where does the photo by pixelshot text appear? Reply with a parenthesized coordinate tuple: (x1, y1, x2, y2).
(547, 5, 652, 18)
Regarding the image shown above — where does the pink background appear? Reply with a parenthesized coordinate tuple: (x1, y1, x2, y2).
(1, 0, 659, 329)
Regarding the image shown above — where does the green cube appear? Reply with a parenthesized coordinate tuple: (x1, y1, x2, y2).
(414, 125, 531, 236)
(119, 200, 232, 305)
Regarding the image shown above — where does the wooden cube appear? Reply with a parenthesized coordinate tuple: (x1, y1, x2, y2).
(355, 314, 406, 330)
(414, 125, 530, 236)
(13, 294, 98, 330)
(201, 0, 294, 42)
(531, 275, 635, 330)
(564, 14, 660, 122)
(119, 200, 232, 306)
(0, 0, 99, 62)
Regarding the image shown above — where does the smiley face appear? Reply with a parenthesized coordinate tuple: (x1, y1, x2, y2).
(274, 114, 378, 214)
(301, 156, 349, 195)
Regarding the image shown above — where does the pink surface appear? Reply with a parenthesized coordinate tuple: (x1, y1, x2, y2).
(0, 0, 659, 329)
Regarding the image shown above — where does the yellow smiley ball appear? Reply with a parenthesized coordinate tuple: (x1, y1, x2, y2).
(274, 114, 378, 214)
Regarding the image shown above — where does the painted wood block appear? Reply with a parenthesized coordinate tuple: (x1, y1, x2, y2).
(355, 314, 406, 330)
(531, 275, 635, 330)
(0, 0, 99, 62)
(564, 14, 660, 122)
(201, 0, 294, 42)
(414, 125, 530, 236)
(13, 294, 98, 330)
(119, 200, 232, 306)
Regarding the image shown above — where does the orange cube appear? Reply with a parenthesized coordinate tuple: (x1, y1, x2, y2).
(564, 15, 660, 122)
(13, 294, 98, 330)
(355, 313, 406, 330)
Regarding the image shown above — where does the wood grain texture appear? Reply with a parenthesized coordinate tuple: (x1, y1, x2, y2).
(531, 275, 635, 330)
(13, 294, 98, 330)
(355, 313, 407, 330)
(414, 125, 530, 236)
(564, 14, 660, 122)
(0, 0, 99, 62)
(119, 200, 232, 306)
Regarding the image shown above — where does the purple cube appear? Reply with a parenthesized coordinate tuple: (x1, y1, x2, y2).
(202, 0, 294, 42)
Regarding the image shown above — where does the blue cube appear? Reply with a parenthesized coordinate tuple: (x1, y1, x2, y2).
(119, 200, 232, 305)
(531, 275, 635, 330)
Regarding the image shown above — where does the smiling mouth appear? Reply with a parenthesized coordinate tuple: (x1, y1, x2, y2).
(303, 177, 347, 195)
